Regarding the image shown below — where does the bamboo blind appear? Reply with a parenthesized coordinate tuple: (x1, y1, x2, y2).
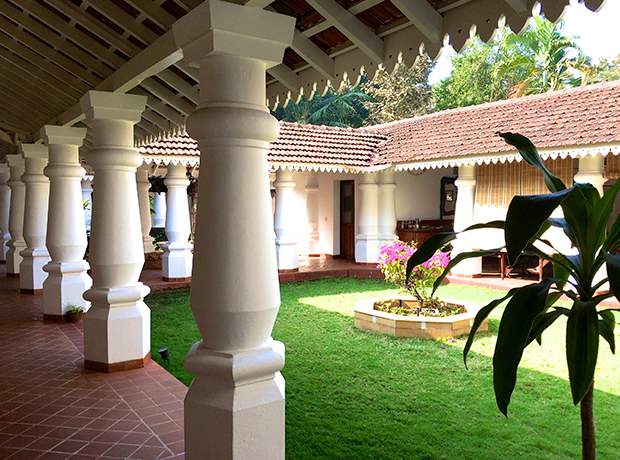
(605, 154, 620, 180)
(475, 158, 574, 208)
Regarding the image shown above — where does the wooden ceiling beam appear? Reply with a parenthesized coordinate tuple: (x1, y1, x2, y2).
(390, 0, 443, 44)
(123, 0, 176, 31)
(267, 64, 301, 94)
(0, 91, 50, 127)
(18, 0, 126, 69)
(301, 0, 383, 38)
(142, 108, 172, 131)
(291, 30, 335, 80)
(504, 0, 528, 13)
(84, 0, 159, 45)
(0, 74, 66, 115)
(0, 2, 113, 79)
(244, 0, 276, 7)
(137, 118, 161, 137)
(44, 0, 137, 58)
(157, 69, 199, 105)
(139, 79, 195, 117)
(305, 0, 384, 63)
(0, 16, 101, 88)
(130, 87, 186, 127)
(0, 49, 78, 104)
(0, 81, 58, 120)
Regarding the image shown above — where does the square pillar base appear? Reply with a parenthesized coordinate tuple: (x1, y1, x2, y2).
(276, 241, 299, 270)
(43, 261, 92, 317)
(19, 252, 50, 291)
(162, 244, 193, 279)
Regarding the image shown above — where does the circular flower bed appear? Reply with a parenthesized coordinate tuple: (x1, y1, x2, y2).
(373, 299, 466, 317)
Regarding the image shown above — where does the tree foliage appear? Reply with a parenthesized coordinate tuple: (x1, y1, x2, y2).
(361, 55, 434, 124)
(271, 84, 372, 128)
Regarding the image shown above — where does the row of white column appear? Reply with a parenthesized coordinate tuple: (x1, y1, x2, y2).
(273, 168, 398, 270)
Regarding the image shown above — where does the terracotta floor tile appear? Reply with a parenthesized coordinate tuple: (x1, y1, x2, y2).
(75, 441, 115, 456)
(130, 445, 168, 459)
(102, 442, 141, 458)
(6, 448, 44, 459)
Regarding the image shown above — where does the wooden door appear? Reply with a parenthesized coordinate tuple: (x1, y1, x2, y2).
(340, 180, 355, 260)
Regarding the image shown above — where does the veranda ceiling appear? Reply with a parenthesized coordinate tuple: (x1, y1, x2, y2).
(0, 0, 606, 159)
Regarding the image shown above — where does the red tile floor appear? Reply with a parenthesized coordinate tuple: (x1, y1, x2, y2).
(0, 263, 186, 460)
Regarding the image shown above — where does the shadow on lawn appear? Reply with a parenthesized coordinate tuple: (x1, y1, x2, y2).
(275, 298, 620, 460)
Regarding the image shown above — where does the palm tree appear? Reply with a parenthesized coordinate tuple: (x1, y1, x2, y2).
(496, 15, 592, 97)
(272, 85, 373, 128)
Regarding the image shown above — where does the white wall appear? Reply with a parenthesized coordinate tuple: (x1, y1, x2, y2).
(395, 168, 455, 221)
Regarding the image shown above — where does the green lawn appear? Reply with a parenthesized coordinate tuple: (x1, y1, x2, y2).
(147, 278, 620, 459)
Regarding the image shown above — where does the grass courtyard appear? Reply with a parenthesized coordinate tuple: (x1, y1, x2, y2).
(147, 278, 620, 459)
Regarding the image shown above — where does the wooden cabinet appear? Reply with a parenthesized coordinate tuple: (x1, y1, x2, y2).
(397, 220, 453, 246)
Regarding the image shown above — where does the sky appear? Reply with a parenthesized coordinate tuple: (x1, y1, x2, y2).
(428, 0, 620, 85)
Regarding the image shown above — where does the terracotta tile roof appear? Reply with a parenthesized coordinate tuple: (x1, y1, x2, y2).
(139, 80, 620, 170)
(269, 122, 387, 170)
(367, 80, 620, 165)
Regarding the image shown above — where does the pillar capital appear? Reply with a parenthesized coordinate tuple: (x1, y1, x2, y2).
(172, 0, 295, 69)
(0, 163, 9, 178)
(6, 153, 25, 170)
(80, 91, 147, 124)
(41, 125, 87, 148)
(19, 143, 48, 160)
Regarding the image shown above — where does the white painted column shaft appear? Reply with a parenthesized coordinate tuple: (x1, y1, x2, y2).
(137, 165, 155, 254)
(0, 164, 10, 263)
(162, 162, 193, 280)
(151, 192, 166, 227)
(173, 2, 295, 458)
(5, 155, 25, 276)
(19, 144, 50, 294)
(80, 91, 150, 372)
(451, 164, 481, 276)
(274, 168, 299, 270)
(41, 126, 92, 319)
(305, 172, 320, 255)
(575, 154, 606, 195)
(377, 171, 398, 240)
(81, 179, 93, 230)
(355, 173, 380, 263)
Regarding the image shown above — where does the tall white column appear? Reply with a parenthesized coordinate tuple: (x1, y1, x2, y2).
(377, 171, 398, 242)
(451, 164, 481, 276)
(19, 144, 50, 294)
(5, 154, 25, 276)
(137, 165, 155, 254)
(173, 2, 295, 458)
(575, 154, 606, 195)
(151, 192, 166, 227)
(80, 91, 150, 372)
(81, 179, 93, 230)
(41, 126, 92, 320)
(0, 164, 10, 263)
(274, 168, 299, 270)
(162, 162, 193, 280)
(305, 172, 320, 255)
(355, 173, 380, 263)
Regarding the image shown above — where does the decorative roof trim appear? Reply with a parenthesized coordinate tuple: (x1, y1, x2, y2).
(142, 156, 200, 167)
(393, 143, 620, 171)
(270, 162, 362, 174)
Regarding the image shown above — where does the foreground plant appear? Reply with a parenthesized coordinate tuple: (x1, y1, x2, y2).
(377, 240, 449, 307)
(406, 133, 620, 460)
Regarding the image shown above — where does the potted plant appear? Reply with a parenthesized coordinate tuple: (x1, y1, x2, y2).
(407, 132, 620, 460)
(65, 303, 85, 323)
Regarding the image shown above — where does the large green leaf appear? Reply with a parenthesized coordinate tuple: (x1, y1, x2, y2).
(463, 288, 518, 368)
(505, 189, 572, 266)
(604, 251, 620, 302)
(548, 217, 578, 248)
(406, 232, 457, 280)
(561, 184, 596, 261)
(603, 211, 620, 253)
(432, 248, 504, 293)
(525, 306, 567, 347)
(497, 132, 566, 193)
(493, 278, 555, 415)
(598, 309, 617, 354)
(566, 299, 599, 405)
(587, 175, 620, 254)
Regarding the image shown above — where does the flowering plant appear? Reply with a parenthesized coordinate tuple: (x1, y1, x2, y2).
(377, 240, 450, 305)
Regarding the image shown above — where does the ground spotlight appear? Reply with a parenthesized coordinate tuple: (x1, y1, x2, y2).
(158, 347, 170, 364)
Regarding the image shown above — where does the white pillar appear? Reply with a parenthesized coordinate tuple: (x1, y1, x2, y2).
(575, 154, 606, 195)
(451, 164, 481, 276)
(80, 91, 150, 372)
(0, 164, 10, 263)
(162, 162, 193, 280)
(151, 191, 166, 227)
(5, 154, 25, 276)
(137, 165, 155, 254)
(274, 168, 299, 270)
(305, 172, 320, 255)
(377, 171, 398, 242)
(19, 144, 50, 294)
(81, 179, 93, 231)
(41, 126, 92, 320)
(355, 173, 380, 263)
(173, 2, 295, 458)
